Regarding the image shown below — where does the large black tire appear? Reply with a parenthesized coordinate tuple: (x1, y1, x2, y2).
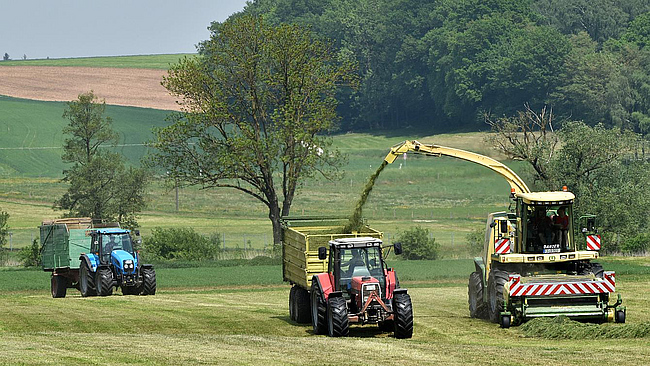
(468, 271, 487, 319)
(487, 269, 509, 323)
(591, 262, 604, 278)
(615, 309, 626, 323)
(310, 279, 327, 335)
(141, 267, 156, 295)
(327, 296, 349, 337)
(393, 292, 414, 339)
(294, 286, 311, 324)
(289, 286, 297, 321)
(79, 261, 96, 297)
(51, 275, 67, 298)
(96, 268, 114, 297)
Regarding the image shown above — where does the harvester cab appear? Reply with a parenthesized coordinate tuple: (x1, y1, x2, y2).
(310, 237, 413, 338)
(384, 140, 625, 328)
(79, 227, 156, 297)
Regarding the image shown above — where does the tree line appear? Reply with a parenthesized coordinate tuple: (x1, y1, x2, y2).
(239, 0, 650, 133)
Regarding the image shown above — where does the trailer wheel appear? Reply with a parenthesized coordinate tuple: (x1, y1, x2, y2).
(295, 286, 311, 324)
(468, 271, 487, 319)
(393, 292, 414, 339)
(310, 279, 327, 335)
(487, 269, 509, 323)
(79, 261, 96, 297)
(141, 267, 156, 295)
(96, 268, 114, 296)
(289, 286, 297, 321)
(327, 296, 349, 337)
(615, 309, 626, 323)
(51, 275, 67, 298)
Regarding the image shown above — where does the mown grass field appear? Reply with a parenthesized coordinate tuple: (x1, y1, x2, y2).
(0, 54, 192, 69)
(1, 258, 649, 365)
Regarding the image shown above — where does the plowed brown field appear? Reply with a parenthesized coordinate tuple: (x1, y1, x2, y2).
(0, 66, 180, 110)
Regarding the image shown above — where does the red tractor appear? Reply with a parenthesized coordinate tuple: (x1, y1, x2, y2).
(309, 237, 413, 338)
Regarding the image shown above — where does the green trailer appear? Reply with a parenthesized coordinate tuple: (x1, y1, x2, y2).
(41, 218, 119, 298)
(282, 216, 383, 323)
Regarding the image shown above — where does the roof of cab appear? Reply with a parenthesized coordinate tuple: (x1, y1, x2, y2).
(516, 191, 575, 204)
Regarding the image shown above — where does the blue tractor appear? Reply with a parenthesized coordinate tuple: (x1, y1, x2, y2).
(79, 228, 156, 296)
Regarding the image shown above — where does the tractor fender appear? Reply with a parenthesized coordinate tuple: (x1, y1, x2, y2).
(79, 254, 99, 273)
(313, 273, 334, 301)
(473, 257, 486, 297)
(385, 269, 398, 298)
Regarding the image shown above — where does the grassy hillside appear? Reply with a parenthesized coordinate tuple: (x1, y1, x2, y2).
(0, 54, 192, 69)
(0, 96, 169, 177)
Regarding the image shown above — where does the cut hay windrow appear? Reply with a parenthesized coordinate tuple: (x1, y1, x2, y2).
(521, 316, 650, 339)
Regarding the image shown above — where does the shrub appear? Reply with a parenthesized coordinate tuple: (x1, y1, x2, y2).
(18, 238, 41, 267)
(465, 227, 484, 256)
(143, 227, 221, 261)
(397, 226, 440, 260)
(621, 232, 650, 254)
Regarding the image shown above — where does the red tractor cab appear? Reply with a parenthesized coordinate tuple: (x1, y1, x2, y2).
(310, 237, 413, 338)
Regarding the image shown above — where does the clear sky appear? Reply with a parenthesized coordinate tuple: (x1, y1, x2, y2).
(1, 0, 249, 59)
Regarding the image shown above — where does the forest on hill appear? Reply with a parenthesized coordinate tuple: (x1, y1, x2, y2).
(233, 0, 650, 133)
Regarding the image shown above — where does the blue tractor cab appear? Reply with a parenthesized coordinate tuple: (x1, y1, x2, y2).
(79, 227, 156, 297)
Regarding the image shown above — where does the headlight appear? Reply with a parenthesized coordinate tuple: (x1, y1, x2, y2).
(123, 260, 133, 270)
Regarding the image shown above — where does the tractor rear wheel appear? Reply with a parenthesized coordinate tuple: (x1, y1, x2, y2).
(141, 267, 156, 295)
(79, 261, 96, 297)
(393, 292, 413, 339)
(51, 275, 67, 298)
(294, 286, 311, 324)
(327, 296, 349, 337)
(96, 268, 114, 296)
(468, 271, 487, 319)
(310, 279, 327, 335)
(487, 269, 509, 323)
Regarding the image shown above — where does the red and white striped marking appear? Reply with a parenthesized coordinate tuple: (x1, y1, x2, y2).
(494, 238, 511, 254)
(509, 272, 615, 297)
(586, 235, 601, 251)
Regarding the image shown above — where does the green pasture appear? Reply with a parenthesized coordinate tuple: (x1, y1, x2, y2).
(1, 258, 649, 365)
(0, 54, 192, 69)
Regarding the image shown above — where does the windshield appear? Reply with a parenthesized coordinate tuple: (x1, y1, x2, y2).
(339, 247, 386, 295)
(102, 233, 134, 255)
(523, 204, 573, 254)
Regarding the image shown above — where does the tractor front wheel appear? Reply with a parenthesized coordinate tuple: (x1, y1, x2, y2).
(327, 296, 349, 337)
(487, 269, 509, 323)
(51, 275, 67, 298)
(79, 261, 96, 297)
(615, 309, 626, 323)
(96, 268, 114, 296)
(141, 267, 156, 295)
(393, 292, 414, 339)
(310, 279, 327, 335)
(468, 271, 487, 319)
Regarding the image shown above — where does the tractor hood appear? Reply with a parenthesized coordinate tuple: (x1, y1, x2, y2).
(111, 250, 137, 274)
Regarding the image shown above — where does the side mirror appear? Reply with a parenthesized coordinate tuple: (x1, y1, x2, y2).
(394, 242, 403, 255)
(318, 246, 327, 260)
(587, 217, 596, 232)
(500, 220, 508, 234)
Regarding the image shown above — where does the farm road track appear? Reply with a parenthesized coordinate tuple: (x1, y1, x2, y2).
(0, 66, 181, 110)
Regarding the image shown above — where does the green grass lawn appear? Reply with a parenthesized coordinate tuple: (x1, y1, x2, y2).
(0, 54, 192, 69)
(1, 258, 649, 365)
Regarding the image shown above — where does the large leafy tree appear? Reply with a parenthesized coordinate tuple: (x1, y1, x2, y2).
(152, 15, 354, 245)
(55, 92, 148, 228)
